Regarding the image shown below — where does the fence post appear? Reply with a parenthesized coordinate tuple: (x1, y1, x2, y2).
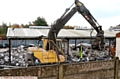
(114, 57, 119, 79)
(58, 63, 63, 79)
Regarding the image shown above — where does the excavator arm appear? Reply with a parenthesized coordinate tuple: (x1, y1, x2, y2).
(48, 0, 104, 50)
(48, 5, 78, 49)
(75, 0, 104, 50)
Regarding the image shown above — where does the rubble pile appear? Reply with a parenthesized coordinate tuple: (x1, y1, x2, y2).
(0, 45, 28, 66)
(69, 43, 112, 62)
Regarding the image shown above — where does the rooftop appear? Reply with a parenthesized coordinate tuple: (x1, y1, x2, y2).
(6, 28, 120, 39)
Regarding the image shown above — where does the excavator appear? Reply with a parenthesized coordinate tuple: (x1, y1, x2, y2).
(26, 0, 104, 65)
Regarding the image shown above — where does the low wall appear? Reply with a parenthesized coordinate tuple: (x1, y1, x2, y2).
(0, 59, 118, 79)
(63, 60, 114, 79)
(0, 65, 58, 79)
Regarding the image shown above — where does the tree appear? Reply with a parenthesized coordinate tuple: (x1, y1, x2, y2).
(117, 24, 120, 26)
(12, 24, 23, 28)
(28, 22, 33, 26)
(0, 22, 8, 39)
(24, 24, 29, 28)
(0, 22, 8, 34)
(33, 17, 48, 26)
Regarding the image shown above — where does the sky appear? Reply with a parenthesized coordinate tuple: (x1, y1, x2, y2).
(0, 0, 120, 30)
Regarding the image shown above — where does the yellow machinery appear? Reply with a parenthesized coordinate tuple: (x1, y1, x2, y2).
(26, 38, 65, 65)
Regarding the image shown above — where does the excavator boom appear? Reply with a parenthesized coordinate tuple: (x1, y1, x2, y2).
(48, 0, 104, 50)
(48, 6, 78, 49)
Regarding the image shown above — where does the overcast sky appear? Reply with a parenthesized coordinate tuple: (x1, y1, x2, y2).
(0, 0, 120, 30)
